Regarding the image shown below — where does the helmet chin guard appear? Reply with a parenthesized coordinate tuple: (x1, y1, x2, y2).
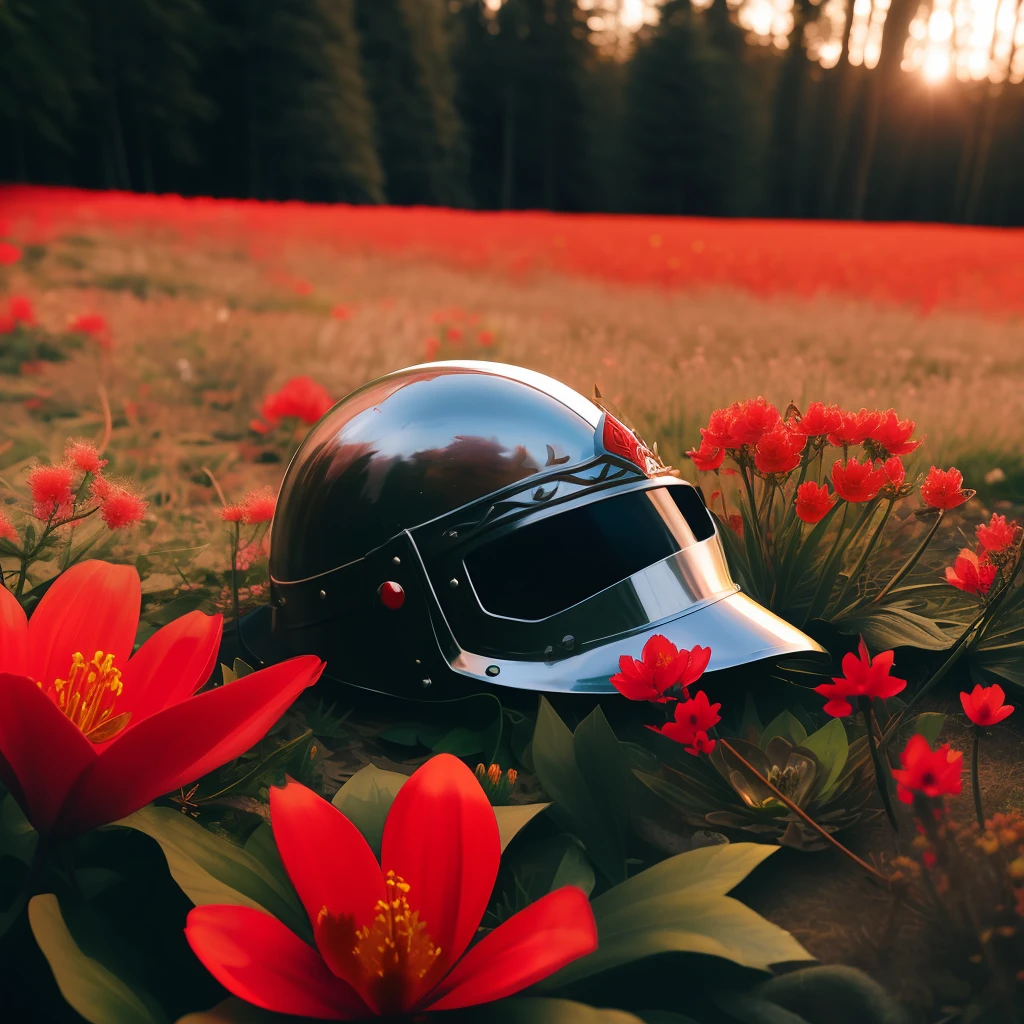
(262, 361, 825, 699)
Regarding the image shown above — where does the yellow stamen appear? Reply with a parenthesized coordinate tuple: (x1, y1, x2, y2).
(38, 650, 131, 742)
(317, 871, 441, 1015)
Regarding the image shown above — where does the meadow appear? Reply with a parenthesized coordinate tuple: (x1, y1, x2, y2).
(3, 188, 1024, 1024)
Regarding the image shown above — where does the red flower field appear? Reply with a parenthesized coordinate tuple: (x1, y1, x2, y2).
(2, 186, 1023, 317)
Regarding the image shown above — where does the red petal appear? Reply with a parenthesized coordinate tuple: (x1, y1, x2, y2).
(425, 886, 597, 1012)
(0, 585, 29, 676)
(0, 672, 97, 832)
(120, 612, 223, 722)
(27, 561, 141, 688)
(270, 780, 385, 937)
(381, 753, 499, 976)
(185, 905, 369, 1020)
(53, 656, 323, 835)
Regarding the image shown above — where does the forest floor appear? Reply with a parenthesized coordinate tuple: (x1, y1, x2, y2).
(2, 190, 1024, 1019)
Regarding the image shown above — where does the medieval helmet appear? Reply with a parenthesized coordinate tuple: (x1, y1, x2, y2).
(253, 361, 824, 699)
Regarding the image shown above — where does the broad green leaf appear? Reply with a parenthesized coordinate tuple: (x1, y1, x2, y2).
(913, 713, 945, 745)
(835, 604, 956, 651)
(447, 997, 651, 1024)
(332, 762, 544, 856)
(800, 719, 848, 799)
(28, 894, 166, 1024)
(432, 726, 489, 756)
(541, 844, 812, 988)
(760, 711, 807, 749)
(331, 763, 408, 856)
(117, 806, 308, 940)
(532, 699, 628, 884)
(754, 964, 911, 1024)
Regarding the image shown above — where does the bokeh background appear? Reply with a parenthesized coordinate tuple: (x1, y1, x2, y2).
(3, 0, 1024, 224)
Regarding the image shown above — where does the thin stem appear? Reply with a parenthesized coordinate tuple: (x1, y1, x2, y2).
(713, 739, 892, 888)
(231, 522, 241, 625)
(874, 510, 945, 605)
(836, 498, 895, 609)
(861, 698, 899, 832)
(971, 727, 985, 829)
(96, 384, 113, 455)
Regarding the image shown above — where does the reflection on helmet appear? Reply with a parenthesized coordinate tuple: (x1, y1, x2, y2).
(265, 361, 825, 699)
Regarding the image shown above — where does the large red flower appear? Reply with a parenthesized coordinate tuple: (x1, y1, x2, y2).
(828, 408, 882, 448)
(892, 735, 963, 804)
(945, 548, 998, 596)
(813, 637, 906, 717)
(185, 758, 597, 1018)
(730, 397, 781, 447)
(261, 376, 334, 426)
(0, 560, 323, 836)
(960, 683, 1014, 727)
(686, 438, 725, 472)
(831, 457, 887, 503)
(754, 426, 805, 475)
(868, 409, 922, 456)
(976, 513, 1018, 554)
(920, 466, 971, 510)
(609, 634, 710, 702)
(789, 401, 842, 439)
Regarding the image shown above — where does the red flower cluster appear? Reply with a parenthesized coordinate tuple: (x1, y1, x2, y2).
(221, 487, 277, 525)
(26, 463, 75, 521)
(976, 513, 1019, 554)
(69, 312, 113, 350)
(754, 425, 805, 475)
(254, 376, 334, 433)
(920, 467, 971, 509)
(609, 635, 718, 756)
(831, 457, 887, 503)
(892, 734, 963, 805)
(0, 294, 35, 334)
(960, 683, 1014, 727)
(814, 637, 906, 718)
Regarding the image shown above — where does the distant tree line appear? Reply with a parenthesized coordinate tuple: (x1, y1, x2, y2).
(1, 0, 1022, 224)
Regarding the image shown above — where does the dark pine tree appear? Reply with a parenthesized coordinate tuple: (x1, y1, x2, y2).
(355, 0, 468, 205)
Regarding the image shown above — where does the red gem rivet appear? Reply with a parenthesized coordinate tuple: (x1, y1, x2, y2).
(378, 581, 405, 609)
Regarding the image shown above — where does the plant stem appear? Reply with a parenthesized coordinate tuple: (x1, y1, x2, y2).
(836, 498, 894, 609)
(861, 697, 899, 832)
(873, 509, 945, 604)
(231, 522, 241, 625)
(714, 739, 892, 888)
(971, 727, 985, 829)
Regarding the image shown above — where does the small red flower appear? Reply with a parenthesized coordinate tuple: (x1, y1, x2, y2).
(828, 408, 882, 447)
(754, 426, 805, 475)
(220, 504, 246, 523)
(649, 690, 722, 748)
(920, 466, 970, 510)
(186, 760, 597, 1018)
(9, 295, 36, 326)
(701, 406, 743, 450)
(424, 336, 441, 360)
(0, 510, 18, 544)
(683, 730, 716, 757)
(960, 683, 1014, 727)
(478, 330, 495, 346)
(945, 548, 998, 596)
(882, 456, 905, 492)
(27, 463, 75, 521)
(730, 397, 781, 447)
(330, 304, 351, 320)
(96, 483, 148, 530)
(65, 440, 107, 476)
(790, 401, 843, 439)
(814, 637, 906, 717)
(261, 377, 333, 426)
(249, 418, 272, 436)
(240, 487, 276, 525)
(892, 734, 963, 805)
(609, 635, 711, 702)
(976, 513, 1018, 554)
(446, 326, 463, 343)
(795, 481, 836, 524)
(687, 438, 725, 472)
(727, 513, 744, 537)
(0, 241, 21, 265)
(69, 313, 112, 350)
(831, 457, 887, 503)
(869, 409, 922, 456)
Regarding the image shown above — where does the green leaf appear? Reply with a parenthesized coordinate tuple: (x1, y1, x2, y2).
(800, 719, 848, 800)
(835, 604, 956, 651)
(532, 699, 629, 884)
(176, 998, 286, 1023)
(219, 663, 236, 686)
(715, 993, 809, 1024)
(0, 792, 38, 864)
(116, 806, 309, 941)
(540, 844, 812, 989)
(760, 712, 807, 749)
(431, 726, 489, 757)
(232, 658, 254, 679)
(332, 762, 549, 856)
(754, 964, 910, 1024)
(445, 997, 651, 1024)
(913, 713, 945, 745)
(331, 763, 409, 857)
(28, 894, 166, 1024)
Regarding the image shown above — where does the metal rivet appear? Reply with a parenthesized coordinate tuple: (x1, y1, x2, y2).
(319, 589, 326, 600)
(449, 578, 459, 589)
(421, 678, 432, 689)
(392, 555, 401, 566)
(415, 658, 422, 665)
(279, 596, 286, 606)
(486, 665, 500, 677)
(543, 645, 555, 658)
(561, 634, 575, 650)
